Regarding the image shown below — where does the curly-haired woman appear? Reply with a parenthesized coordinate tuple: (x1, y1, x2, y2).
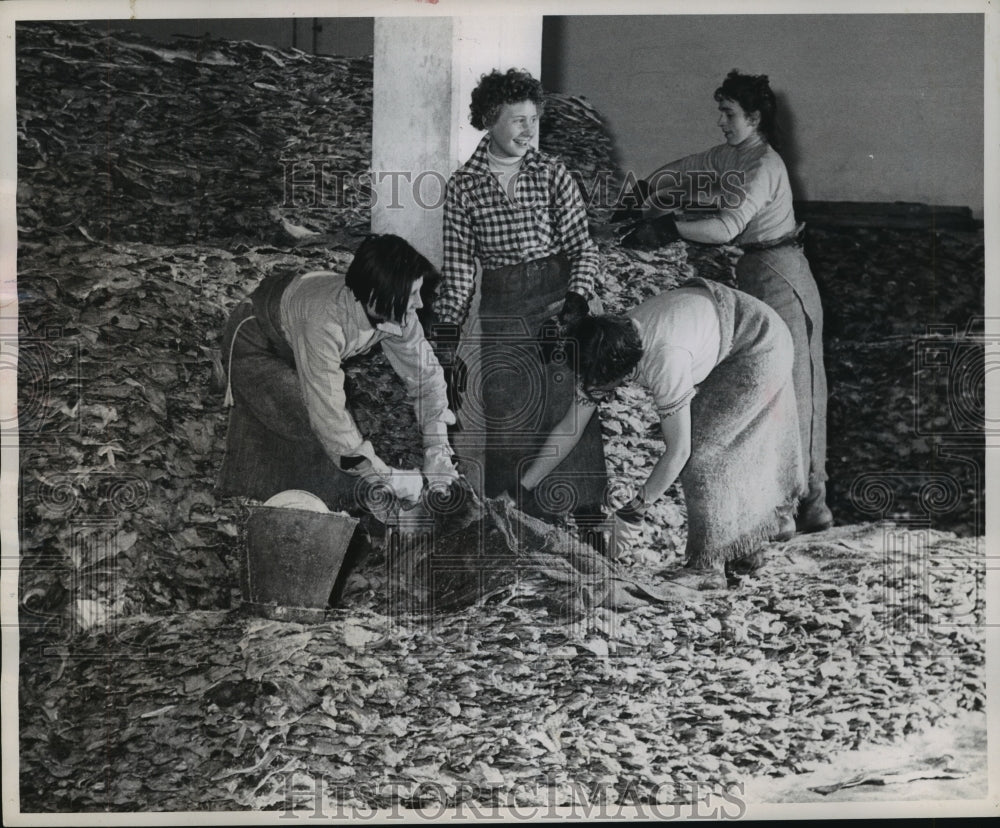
(430, 68, 608, 537)
(621, 70, 832, 537)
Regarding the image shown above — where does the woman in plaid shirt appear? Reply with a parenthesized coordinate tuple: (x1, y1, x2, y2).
(431, 68, 608, 538)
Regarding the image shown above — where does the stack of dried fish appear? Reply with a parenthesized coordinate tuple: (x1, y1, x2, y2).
(540, 92, 619, 220)
(384, 493, 695, 618)
(806, 226, 985, 533)
(17, 21, 372, 247)
(17, 523, 985, 812)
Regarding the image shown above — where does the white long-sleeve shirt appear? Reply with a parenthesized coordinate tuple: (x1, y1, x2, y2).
(647, 133, 797, 245)
(279, 270, 451, 471)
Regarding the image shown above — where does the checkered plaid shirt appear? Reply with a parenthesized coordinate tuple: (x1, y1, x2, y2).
(435, 135, 599, 326)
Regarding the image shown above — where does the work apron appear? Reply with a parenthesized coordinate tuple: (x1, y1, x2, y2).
(475, 255, 608, 518)
(736, 239, 828, 487)
(216, 272, 360, 512)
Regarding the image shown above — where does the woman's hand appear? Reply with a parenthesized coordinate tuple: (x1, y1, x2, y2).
(557, 291, 589, 329)
(641, 406, 693, 504)
(423, 444, 460, 492)
(611, 493, 647, 557)
(620, 214, 682, 249)
(615, 492, 648, 523)
(384, 468, 425, 505)
(429, 321, 467, 411)
(359, 465, 424, 517)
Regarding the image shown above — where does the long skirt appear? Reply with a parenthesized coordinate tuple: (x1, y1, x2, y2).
(216, 301, 361, 512)
(736, 244, 828, 487)
(680, 278, 806, 567)
(474, 256, 608, 519)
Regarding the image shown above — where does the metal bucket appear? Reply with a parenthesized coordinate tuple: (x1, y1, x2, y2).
(241, 501, 359, 622)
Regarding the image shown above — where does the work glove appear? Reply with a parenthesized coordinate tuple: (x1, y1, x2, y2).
(620, 214, 681, 250)
(609, 178, 651, 223)
(384, 467, 425, 506)
(423, 443, 460, 493)
(357, 460, 421, 520)
(538, 291, 589, 364)
(557, 291, 589, 330)
(429, 321, 467, 413)
(611, 494, 648, 558)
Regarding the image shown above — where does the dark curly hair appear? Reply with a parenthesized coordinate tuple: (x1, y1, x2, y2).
(469, 68, 545, 131)
(571, 314, 644, 394)
(714, 69, 782, 151)
(345, 234, 438, 324)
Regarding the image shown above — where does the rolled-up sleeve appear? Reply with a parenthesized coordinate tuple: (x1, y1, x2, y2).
(380, 314, 453, 448)
(647, 144, 778, 242)
(641, 344, 697, 418)
(646, 146, 721, 209)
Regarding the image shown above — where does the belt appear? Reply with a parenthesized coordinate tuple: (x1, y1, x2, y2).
(739, 223, 805, 252)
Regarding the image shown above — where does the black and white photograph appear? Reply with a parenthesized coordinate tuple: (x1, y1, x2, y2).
(1, 0, 996, 821)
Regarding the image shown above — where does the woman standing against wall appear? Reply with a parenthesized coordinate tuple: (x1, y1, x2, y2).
(621, 70, 832, 536)
(430, 68, 608, 538)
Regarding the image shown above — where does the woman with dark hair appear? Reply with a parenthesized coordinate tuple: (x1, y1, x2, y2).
(431, 67, 608, 536)
(618, 69, 832, 537)
(520, 278, 805, 589)
(218, 234, 460, 513)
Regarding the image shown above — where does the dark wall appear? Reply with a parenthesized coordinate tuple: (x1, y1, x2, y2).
(111, 13, 983, 215)
(121, 17, 374, 56)
(543, 13, 984, 216)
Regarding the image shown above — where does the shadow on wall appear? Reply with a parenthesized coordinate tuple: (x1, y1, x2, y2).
(542, 16, 628, 180)
(592, 111, 630, 182)
(541, 17, 565, 92)
(776, 90, 806, 203)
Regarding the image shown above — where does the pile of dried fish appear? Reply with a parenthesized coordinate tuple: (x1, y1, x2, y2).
(384, 493, 699, 618)
(17, 20, 372, 247)
(804, 226, 984, 534)
(18, 523, 984, 812)
(540, 92, 621, 221)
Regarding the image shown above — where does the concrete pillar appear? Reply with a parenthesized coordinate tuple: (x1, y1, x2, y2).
(371, 16, 543, 267)
(372, 17, 543, 489)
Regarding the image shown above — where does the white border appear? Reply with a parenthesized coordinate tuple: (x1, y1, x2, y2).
(1, 0, 996, 824)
